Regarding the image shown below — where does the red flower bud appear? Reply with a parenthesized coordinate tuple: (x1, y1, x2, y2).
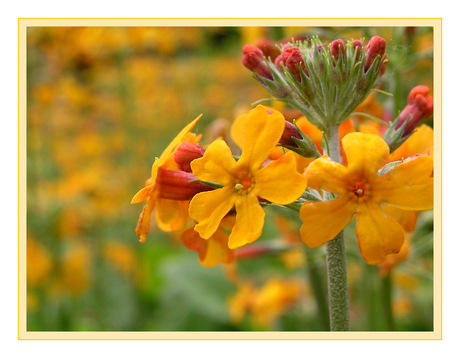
(353, 40, 363, 59)
(174, 142, 206, 172)
(275, 46, 307, 81)
(330, 39, 346, 63)
(396, 85, 433, 136)
(156, 168, 213, 200)
(279, 120, 303, 147)
(255, 38, 280, 61)
(364, 36, 386, 72)
(242, 44, 273, 80)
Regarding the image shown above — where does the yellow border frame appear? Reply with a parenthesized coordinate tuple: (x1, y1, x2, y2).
(18, 17, 442, 340)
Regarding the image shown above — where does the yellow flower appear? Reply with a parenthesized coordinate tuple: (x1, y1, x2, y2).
(251, 278, 303, 329)
(189, 105, 306, 249)
(300, 132, 433, 264)
(27, 236, 53, 287)
(131, 116, 203, 242)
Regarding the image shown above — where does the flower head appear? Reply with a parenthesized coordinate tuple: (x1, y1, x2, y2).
(241, 36, 388, 131)
(300, 132, 433, 264)
(189, 105, 306, 249)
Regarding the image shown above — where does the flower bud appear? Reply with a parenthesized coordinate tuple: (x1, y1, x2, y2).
(396, 85, 433, 136)
(255, 38, 280, 61)
(364, 36, 386, 72)
(242, 44, 273, 80)
(353, 39, 363, 59)
(156, 168, 213, 200)
(174, 142, 206, 172)
(275, 46, 307, 81)
(279, 120, 303, 147)
(330, 39, 346, 63)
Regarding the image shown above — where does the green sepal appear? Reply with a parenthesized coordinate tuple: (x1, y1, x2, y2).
(382, 114, 412, 153)
(188, 179, 224, 189)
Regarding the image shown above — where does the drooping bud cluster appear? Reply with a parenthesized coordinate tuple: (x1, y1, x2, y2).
(396, 85, 433, 136)
(382, 85, 433, 152)
(241, 36, 388, 131)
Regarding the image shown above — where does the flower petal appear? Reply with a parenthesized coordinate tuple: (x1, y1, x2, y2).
(239, 105, 285, 171)
(135, 195, 157, 243)
(230, 113, 247, 151)
(373, 155, 433, 210)
(191, 139, 238, 186)
(131, 184, 155, 204)
(387, 124, 433, 163)
(158, 115, 201, 165)
(300, 195, 356, 248)
(189, 186, 236, 239)
(383, 205, 418, 233)
(181, 226, 234, 267)
(155, 199, 189, 232)
(355, 200, 405, 265)
(305, 156, 351, 195)
(342, 132, 389, 179)
(228, 194, 265, 249)
(254, 152, 306, 204)
(201, 228, 235, 267)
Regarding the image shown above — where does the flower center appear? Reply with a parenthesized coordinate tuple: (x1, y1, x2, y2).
(235, 176, 254, 191)
(352, 181, 366, 197)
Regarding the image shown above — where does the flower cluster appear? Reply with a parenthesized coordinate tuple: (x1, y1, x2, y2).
(132, 104, 433, 266)
(242, 36, 388, 130)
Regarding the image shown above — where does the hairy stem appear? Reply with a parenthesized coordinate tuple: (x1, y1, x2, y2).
(324, 125, 351, 331)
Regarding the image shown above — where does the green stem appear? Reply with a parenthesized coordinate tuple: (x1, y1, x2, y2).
(324, 126, 351, 331)
(381, 272, 395, 331)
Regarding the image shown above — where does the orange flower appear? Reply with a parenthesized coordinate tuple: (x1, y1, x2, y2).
(189, 105, 306, 249)
(131, 116, 208, 242)
(300, 132, 433, 264)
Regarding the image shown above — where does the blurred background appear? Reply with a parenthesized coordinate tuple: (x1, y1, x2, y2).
(26, 26, 434, 331)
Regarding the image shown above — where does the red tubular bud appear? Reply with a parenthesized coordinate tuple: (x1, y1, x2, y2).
(174, 142, 206, 172)
(279, 120, 303, 147)
(353, 40, 363, 59)
(242, 44, 273, 80)
(275, 46, 307, 81)
(156, 168, 213, 200)
(396, 85, 434, 136)
(330, 39, 346, 63)
(364, 36, 386, 72)
(255, 38, 280, 60)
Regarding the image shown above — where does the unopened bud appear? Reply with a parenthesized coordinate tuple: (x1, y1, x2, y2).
(364, 36, 386, 72)
(396, 85, 433, 136)
(242, 44, 273, 80)
(275, 46, 307, 81)
(279, 120, 303, 147)
(174, 142, 206, 172)
(353, 40, 363, 59)
(330, 39, 346, 63)
(255, 38, 280, 60)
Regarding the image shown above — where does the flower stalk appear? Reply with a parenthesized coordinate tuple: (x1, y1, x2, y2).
(324, 125, 351, 331)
